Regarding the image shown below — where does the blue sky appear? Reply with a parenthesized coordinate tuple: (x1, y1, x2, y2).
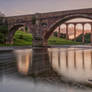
(0, 0, 92, 16)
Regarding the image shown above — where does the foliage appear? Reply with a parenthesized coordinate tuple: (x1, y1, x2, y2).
(54, 32, 66, 38)
(0, 25, 8, 34)
(25, 26, 28, 32)
(48, 36, 81, 45)
(13, 31, 33, 46)
(0, 25, 8, 43)
(13, 31, 81, 46)
(0, 30, 81, 46)
(60, 33, 66, 38)
(54, 32, 57, 37)
(0, 32, 4, 43)
(76, 33, 91, 43)
(76, 34, 83, 42)
(84, 33, 90, 43)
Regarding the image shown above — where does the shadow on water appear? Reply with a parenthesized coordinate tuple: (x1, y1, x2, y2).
(1, 47, 92, 91)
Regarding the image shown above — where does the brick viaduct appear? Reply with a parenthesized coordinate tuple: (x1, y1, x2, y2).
(4, 8, 92, 46)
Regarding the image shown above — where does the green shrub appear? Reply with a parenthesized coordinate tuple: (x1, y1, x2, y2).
(76, 34, 82, 42)
(0, 25, 8, 34)
(0, 32, 5, 43)
(19, 34, 24, 39)
(76, 33, 91, 43)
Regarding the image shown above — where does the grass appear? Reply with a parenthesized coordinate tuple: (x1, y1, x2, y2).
(48, 36, 81, 45)
(0, 31, 81, 46)
(13, 31, 32, 46)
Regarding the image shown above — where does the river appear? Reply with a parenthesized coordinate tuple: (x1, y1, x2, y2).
(0, 47, 92, 92)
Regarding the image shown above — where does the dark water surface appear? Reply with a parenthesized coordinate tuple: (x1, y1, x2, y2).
(0, 47, 92, 92)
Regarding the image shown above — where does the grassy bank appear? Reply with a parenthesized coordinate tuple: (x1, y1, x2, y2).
(48, 36, 81, 45)
(0, 31, 81, 46)
(14, 31, 33, 46)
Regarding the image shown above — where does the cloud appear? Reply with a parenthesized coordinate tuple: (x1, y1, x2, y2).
(0, 0, 92, 16)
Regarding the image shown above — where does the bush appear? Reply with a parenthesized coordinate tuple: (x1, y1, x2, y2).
(0, 25, 8, 34)
(54, 32, 57, 37)
(76, 34, 83, 42)
(19, 34, 24, 39)
(0, 32, 5, 43)
(84, 33, 90, 43)
(76, 33, 91, 43)
(60, 33, 66, 38)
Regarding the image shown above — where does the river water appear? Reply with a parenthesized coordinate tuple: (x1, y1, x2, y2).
(0, 47, 92, 92)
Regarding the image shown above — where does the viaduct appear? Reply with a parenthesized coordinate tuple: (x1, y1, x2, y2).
(2, 8, 92, 46)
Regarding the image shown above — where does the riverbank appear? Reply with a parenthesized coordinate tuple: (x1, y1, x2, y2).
(0, 45, 92, 51)
(0, 31, 81, 46)
(0, 46, 32, 51)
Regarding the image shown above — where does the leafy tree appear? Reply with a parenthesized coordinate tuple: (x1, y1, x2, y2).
(54, 32, 57, 37)
(0, 32, 5, 43)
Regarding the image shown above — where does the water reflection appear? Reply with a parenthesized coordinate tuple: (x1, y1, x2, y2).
(15, 49, 32, 75)
(16, 48, 92, 82)
(48, 48, 92, 83)
(1, 48, 92, 91)
(0, 51, 17, 76)
(14, 48, 92, 84)
(31, 48, 51, 74)
(15, 48, 51, 75)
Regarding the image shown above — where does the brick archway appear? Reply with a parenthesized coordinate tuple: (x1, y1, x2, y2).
(6, 24, 24, 44)
(44, 14, 92, 41)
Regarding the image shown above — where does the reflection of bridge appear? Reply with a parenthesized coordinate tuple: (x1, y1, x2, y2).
(15, 48, 51, 75)
(3, 8, 92, 46)
(14, 48, 92, 82)
(1, 48, 92, 83)
(48, 48, 92, 82)
(49, 48, 92, 70)
(56, 21, 92, 43)
(0, 48, 51, 76)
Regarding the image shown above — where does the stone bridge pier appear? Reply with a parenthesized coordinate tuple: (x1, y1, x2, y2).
(32, 17, 48, 47)
(6, 15, 48, 46)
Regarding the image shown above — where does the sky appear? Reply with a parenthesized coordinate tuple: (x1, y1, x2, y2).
(0, 0, 92, 16)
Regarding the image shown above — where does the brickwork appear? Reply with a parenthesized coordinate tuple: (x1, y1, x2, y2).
(5, 8, 92, 46)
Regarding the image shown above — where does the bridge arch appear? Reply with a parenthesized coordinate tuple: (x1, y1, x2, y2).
(6, 24, 24, 44)
(44, 14, 92, 41)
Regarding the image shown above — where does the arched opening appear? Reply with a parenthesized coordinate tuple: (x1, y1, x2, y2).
(6, 24, 33, 45)
(6, 24, 24, 44)
(45, 14, 92, 44)
(75, 23, 92, 43)
(67, 24, 74, 40)
(44, 14, 92, 42)
(84, 23, 91, 43)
